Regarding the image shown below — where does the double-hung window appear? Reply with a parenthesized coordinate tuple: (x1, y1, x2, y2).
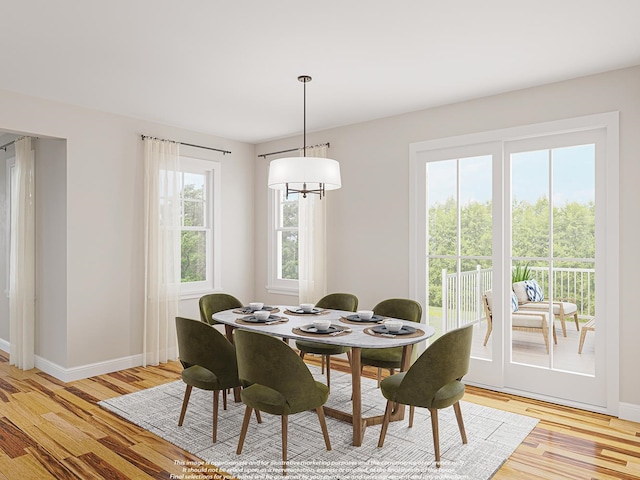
(179, 157, 221, 296)
(267, 189, 299, 294)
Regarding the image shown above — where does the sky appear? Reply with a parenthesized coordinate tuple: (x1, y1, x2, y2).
(427, 144, 595, 206)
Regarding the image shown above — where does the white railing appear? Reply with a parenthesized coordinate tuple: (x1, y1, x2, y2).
(441, 266, 595, 333)
(441, 266, 493, 333)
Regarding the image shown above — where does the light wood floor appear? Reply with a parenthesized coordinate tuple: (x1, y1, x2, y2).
(0, 350, 638, 479)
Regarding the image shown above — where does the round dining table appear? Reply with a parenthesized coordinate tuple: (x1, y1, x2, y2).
(212, 305, 435, 446)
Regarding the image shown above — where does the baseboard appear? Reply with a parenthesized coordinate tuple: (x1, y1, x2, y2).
(0, 340, 178, 383)
(34, 354, 146, 383)
(618, 402, 640, 423)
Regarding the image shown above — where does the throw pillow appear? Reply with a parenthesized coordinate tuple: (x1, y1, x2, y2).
(511, 291, 519, 312)
(524, 279, 544, 302)
(512, 281, 529, 304)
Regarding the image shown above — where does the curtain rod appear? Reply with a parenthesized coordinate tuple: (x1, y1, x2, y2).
(141, 135, 231, 155)
(258, 142, 330, 159)
(0, 136, 35, 151)
(0, 140, 16, 151)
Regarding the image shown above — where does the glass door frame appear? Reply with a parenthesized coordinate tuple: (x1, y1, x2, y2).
(409, 112, 619, 415)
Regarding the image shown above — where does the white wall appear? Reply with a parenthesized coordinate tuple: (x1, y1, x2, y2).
(256, 66, 640, 412)
(35, 138, 68, 366)
(0, 89, 255, 374)
(0, 136, 14, 341)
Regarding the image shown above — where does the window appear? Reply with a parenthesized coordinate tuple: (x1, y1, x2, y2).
(267, 189, 299, 294)
(179, 157, 221, 296)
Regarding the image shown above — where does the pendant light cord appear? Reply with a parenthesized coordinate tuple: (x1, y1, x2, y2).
(303, 77, 307, 157)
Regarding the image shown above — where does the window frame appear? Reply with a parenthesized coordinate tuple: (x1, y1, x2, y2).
(179, 156, 221, 298)
(267, 188, 299, 295)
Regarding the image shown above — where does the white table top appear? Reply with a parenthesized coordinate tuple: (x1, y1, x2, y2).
(212, 305, 435, 349)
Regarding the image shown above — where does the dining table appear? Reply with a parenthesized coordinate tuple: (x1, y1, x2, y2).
(211, 305, 435, 446)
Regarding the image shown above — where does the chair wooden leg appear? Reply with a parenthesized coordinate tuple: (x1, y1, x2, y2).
(377, 400, 393, 447)
(255, 409, 262, 423)
(453, 402, 467, 444)
(223, 388, 228, 410)
(409, 405, 415, 428)
(376, 368, 382, 388)
(429, 408, 441, 468)
(483, 315, 493, 346)
(346, 350, 352, 366)
(316, 407, 332, 451)
(236, 406, 252, 454)
(282, 415, 288, 476)
(325, 355, 331, 391)
(542, 321, 550, 354)
(178, 384, 192, 426)
(574, 312, 580, 331)
(212, 390, 219, 443)
(299, 351, 305, 360)
(559, 312, 567, 337)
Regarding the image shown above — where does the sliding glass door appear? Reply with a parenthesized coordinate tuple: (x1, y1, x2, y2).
(410, 113, 618, 412)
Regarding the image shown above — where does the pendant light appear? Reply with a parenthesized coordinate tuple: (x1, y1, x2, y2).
(267, 75, 341, 199)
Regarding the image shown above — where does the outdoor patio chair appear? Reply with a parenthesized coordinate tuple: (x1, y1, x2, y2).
(483, 291, 557, 353)
(512, 280, 580, 337)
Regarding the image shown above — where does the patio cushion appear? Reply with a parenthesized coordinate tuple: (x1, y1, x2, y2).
(486, 290, 519, 313)
(519, 301, 577, 316)
(512, 312, 549, 329)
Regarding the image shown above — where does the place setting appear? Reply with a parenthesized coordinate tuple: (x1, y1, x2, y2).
(235, 308, 288, 326)
(340, 309, 386, 325)
(292, 318, 352, 337)
(364, 319, 425, 338)
(284, 303, 330, 316)
(233, 301, 280, 315)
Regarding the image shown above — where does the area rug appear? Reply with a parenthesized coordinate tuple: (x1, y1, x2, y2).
(99, 366, 537, 479)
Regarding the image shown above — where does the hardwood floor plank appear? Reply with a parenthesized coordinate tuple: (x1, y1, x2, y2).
(0, 416, 39, 458)
(0, 355, 637, 479)
(24, 444, 79, 480)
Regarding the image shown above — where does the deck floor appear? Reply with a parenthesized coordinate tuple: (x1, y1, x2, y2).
(470, 318, 595, 375)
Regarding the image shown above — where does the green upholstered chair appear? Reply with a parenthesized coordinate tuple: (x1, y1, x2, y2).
(360, 298, 423, 387)
(175, 317, 260, 443)
(235, 329, 331, 476)
(295, 293, 359, 390)
(199, 293, 243, 325)
(377, 323, 473, 467)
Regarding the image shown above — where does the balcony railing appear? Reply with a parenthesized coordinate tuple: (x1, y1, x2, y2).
(441, 266, 595, 333)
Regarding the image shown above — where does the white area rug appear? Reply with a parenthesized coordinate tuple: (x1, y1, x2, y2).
(99, 366, 537, 479)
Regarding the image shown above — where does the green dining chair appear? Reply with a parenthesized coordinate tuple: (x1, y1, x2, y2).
(377, 324, 474, 468)
(175, 317, 260, 443)
(295, 293, 359, 390)
(199, 293, 243, 325)
(360, 298, 423, 387)
(235, 329, 331, 476)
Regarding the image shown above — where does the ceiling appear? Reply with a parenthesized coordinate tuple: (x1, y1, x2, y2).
(1, 1, 639, 144)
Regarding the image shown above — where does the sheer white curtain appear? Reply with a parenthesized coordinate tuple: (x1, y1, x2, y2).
(298, 145, 328, 304)
(9, 136, 35, 370)
(143, 138, 181, 366)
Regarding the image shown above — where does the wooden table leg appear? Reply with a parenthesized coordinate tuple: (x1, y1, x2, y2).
(350, 347, 364, 446)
